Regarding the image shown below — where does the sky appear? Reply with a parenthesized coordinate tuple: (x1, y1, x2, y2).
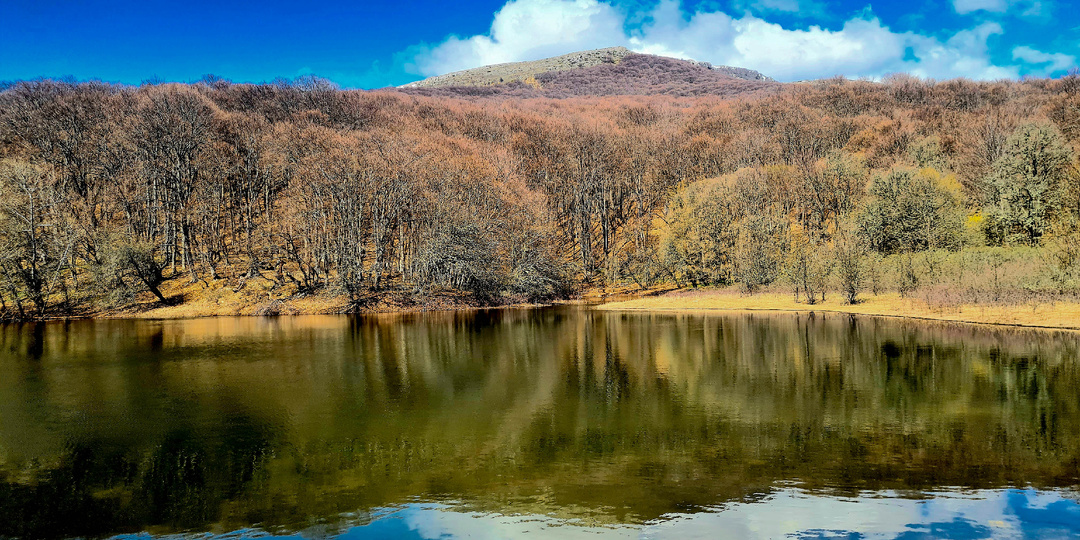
(1, 0, 1077, 89)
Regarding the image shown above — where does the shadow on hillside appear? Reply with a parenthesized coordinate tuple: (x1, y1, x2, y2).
(161, 293, 185, 306)
(125, 293, 187, 313)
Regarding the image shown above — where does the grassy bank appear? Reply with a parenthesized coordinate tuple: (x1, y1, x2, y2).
(597, 287, 1080, 330)
(82, 276, 494, 320)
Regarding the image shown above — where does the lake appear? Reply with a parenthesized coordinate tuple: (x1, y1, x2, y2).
(1, 307, 1079, 539)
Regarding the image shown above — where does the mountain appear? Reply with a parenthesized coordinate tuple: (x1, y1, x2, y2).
(403, 47, 637, 88)
(400, 47, 778, 98)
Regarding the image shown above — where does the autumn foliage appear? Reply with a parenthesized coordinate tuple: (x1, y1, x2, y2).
(1, 71, 1079, 318)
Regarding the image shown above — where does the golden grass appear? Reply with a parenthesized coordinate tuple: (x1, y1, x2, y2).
(79, 276, 1080, 330)
(102, 279, 343, 319)
(98, 277, 475, 320)
(597, 288, 1080, 330)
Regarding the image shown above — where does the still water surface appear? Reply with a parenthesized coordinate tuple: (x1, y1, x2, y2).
(1, 307, 1079, 539)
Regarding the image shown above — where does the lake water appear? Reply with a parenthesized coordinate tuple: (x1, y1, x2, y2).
(1, 307, 1079, 539)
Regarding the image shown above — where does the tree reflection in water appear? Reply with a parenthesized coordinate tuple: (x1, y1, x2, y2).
(0, 308, 1078, 538)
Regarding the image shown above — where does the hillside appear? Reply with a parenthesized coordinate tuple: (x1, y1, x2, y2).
(401, 47, 777, 98)
(403, 47, 637, 88)
(1, 68, 1079, 322)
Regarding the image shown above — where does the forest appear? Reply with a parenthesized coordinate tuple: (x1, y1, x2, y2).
(0, 68, 1079, 319)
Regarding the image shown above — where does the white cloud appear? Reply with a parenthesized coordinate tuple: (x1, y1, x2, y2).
(406, 0, 628, 76)
(904, 22, 1018, 80)
(952, 0, 1047, 16)
(953, 0, 1009, 13)
(1013, 45, 1077, 74)
(406, 0, 1059, 82)
(732, 0, 827, 18)
(749, 0, 802, 11)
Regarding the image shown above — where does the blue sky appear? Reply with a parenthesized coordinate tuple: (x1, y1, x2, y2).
(1, 0, 1076, 88)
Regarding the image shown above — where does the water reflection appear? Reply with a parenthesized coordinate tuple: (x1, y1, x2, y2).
(1, 308, 1079, 538)
(113, 489, 1080, 539)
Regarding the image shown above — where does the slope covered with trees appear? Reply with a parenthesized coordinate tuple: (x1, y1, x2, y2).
(402, 52, 778, 99)
(1, 71, 1079, 319)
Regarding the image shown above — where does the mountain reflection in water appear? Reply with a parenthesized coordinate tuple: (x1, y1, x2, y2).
(0, 308, 1078, 538)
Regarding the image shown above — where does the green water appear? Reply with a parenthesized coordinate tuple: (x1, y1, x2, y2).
(1, 308, 1079, 539)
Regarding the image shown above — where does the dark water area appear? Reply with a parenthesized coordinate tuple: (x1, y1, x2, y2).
(1, 308, 1079, 539)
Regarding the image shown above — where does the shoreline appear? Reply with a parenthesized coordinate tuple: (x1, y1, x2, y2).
(597, 289, 1080, 332)
(6, 302, 542, 323)
(1, 277, 519, 322)
(2, 279, 665, 322)
(8, 283, 1080, 333)
(97, 296, 538, 321)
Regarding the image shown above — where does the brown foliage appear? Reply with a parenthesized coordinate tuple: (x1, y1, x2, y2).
(0, 72, 1078, 317)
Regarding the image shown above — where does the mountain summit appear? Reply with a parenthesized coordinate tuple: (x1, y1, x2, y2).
(401, 47, 776, 98)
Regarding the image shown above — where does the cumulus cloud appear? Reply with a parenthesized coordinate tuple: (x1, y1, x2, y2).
(903, 22, 1017, 80)
(407, 0, 627, 76)
(629, 9, 915, 81)
(406, 0, 1061, 82)
(1013, 45, 1077, 74)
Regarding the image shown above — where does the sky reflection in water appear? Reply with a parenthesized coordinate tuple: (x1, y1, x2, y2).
(3, 309, 1080, 539)
(115, 488, 1080, 539)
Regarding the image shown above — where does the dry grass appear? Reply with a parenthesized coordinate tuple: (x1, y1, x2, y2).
(402, 47, 635, 89)
(598, 287, 1080, 330)
(96, 276, 485, 320)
